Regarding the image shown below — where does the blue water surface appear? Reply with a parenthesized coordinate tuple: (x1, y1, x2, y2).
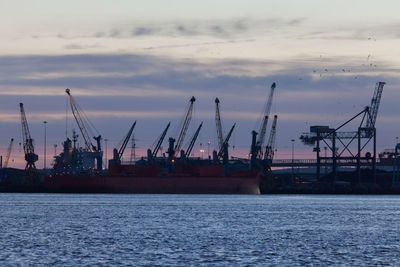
(0, 194, 399, 266)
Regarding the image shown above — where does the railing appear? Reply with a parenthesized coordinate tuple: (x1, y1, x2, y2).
(271, 158, 395, 167)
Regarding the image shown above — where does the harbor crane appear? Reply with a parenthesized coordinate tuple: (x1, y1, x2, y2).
(65, 88, 102, 170)
(217, 123, 236, 160)
(149, 122, 170, 160)
(264, 115, 278, 165)
(19, 103, 38, 171)
(184, 122, 203, 158)
(214, 98, 236, 161)
(4, 138, 14, 168)
(364, 82, 385, 136)
(111, 121, 136, 165)
(172, 96, 196, 158)
(66, 88, 101, 152)
(215, 98, 224, 150)
(252, 82, 276, 160)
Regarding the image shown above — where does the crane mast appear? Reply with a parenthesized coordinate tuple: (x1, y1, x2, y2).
(185, 122, 203, 158)
(365, 82, 385, 130)
(65, 88, 99, 152)
(264, 115, 278, 163)
(217, 123, 236, 159)
(152, 122, 170, 159)
(174, 96, 195, 157)
(256, 82, 276, 155)
(114, 121, 136, 162)
(4, 138, 14, 168)
(19, 103, 38, 170)
(215, 98, 224, 150)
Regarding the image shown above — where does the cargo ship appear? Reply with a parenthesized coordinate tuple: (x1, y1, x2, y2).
(45, 127, 262, 194)
(42, 91, 268, 194)
(46, 164, 261, 194)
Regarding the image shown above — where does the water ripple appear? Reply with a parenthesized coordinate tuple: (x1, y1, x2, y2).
(1, 194, 400, 266)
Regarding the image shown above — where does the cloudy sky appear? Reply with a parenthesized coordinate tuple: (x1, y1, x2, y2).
(1, 0, 400, 168)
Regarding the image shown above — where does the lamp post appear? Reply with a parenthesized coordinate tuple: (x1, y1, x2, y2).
(291, 139, 295, 183)
(54, 144, 57, 156)
(104, 138, 108, 170)
(207, 141, 211, 159)
(43, 121, 47, 169)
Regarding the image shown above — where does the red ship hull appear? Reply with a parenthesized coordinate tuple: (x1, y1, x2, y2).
(45, 165, 261, 194)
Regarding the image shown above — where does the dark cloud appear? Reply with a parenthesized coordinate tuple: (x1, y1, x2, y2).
(109, 28, 121, 38)
(175, 25, 197, 36)
(64, 44, 85, 50)
(209, 25, 227, 37)
(287, 18, 306, 26)
(53, 17, 307, 40)
(93, 32, 106, 38)
(143, 39, 245, 50)
(64, 43, 101, 50)
(0, 53, 397, 161)
(132, 27, 155, 36)
(233, 20, 248, 31)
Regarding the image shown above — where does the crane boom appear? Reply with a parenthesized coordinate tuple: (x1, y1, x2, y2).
(19, 103, 38, 170)
(215, 98, 224, 150)
(116, 121, 136, 161)
(217, 123, 236, 159)
(257, 82, 276, 149)
(264, 115, 278, 162)
(365, 81, 385, 129)
(185, 122, 203, 158)
(174, 96, 195, 156)
(152, 122, 170, 158)
(65, 88, 98, 152)
(4, 138, 14, 168)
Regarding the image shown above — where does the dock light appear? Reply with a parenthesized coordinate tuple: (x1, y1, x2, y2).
(171, 159, 175, 163)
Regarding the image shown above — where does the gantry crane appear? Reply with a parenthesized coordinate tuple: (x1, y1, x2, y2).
(4, 138, 14, 168)
(253, 82, 276, 159)
(299, 82, 385, 183)
(172, 96, 196, 158)
(19, 103, 38, 171)
(185, 122, 203, 158)
(264, 115, 278, 165)
(111, 121, 136, 165)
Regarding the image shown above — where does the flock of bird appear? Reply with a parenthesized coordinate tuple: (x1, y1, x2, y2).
(298, 37, 379, 81)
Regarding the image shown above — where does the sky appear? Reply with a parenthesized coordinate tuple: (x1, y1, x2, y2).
(1, 0, 400, 168)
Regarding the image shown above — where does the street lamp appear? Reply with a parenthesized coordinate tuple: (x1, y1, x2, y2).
(207, 141, 211, 159)
(54, 144, 57, 156)
(43, 121, 47, 169)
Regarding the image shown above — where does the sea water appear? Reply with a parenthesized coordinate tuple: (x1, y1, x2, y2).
(0, 194, 399, 266)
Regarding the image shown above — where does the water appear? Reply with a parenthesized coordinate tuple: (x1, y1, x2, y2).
(1, 194, 400, 266)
